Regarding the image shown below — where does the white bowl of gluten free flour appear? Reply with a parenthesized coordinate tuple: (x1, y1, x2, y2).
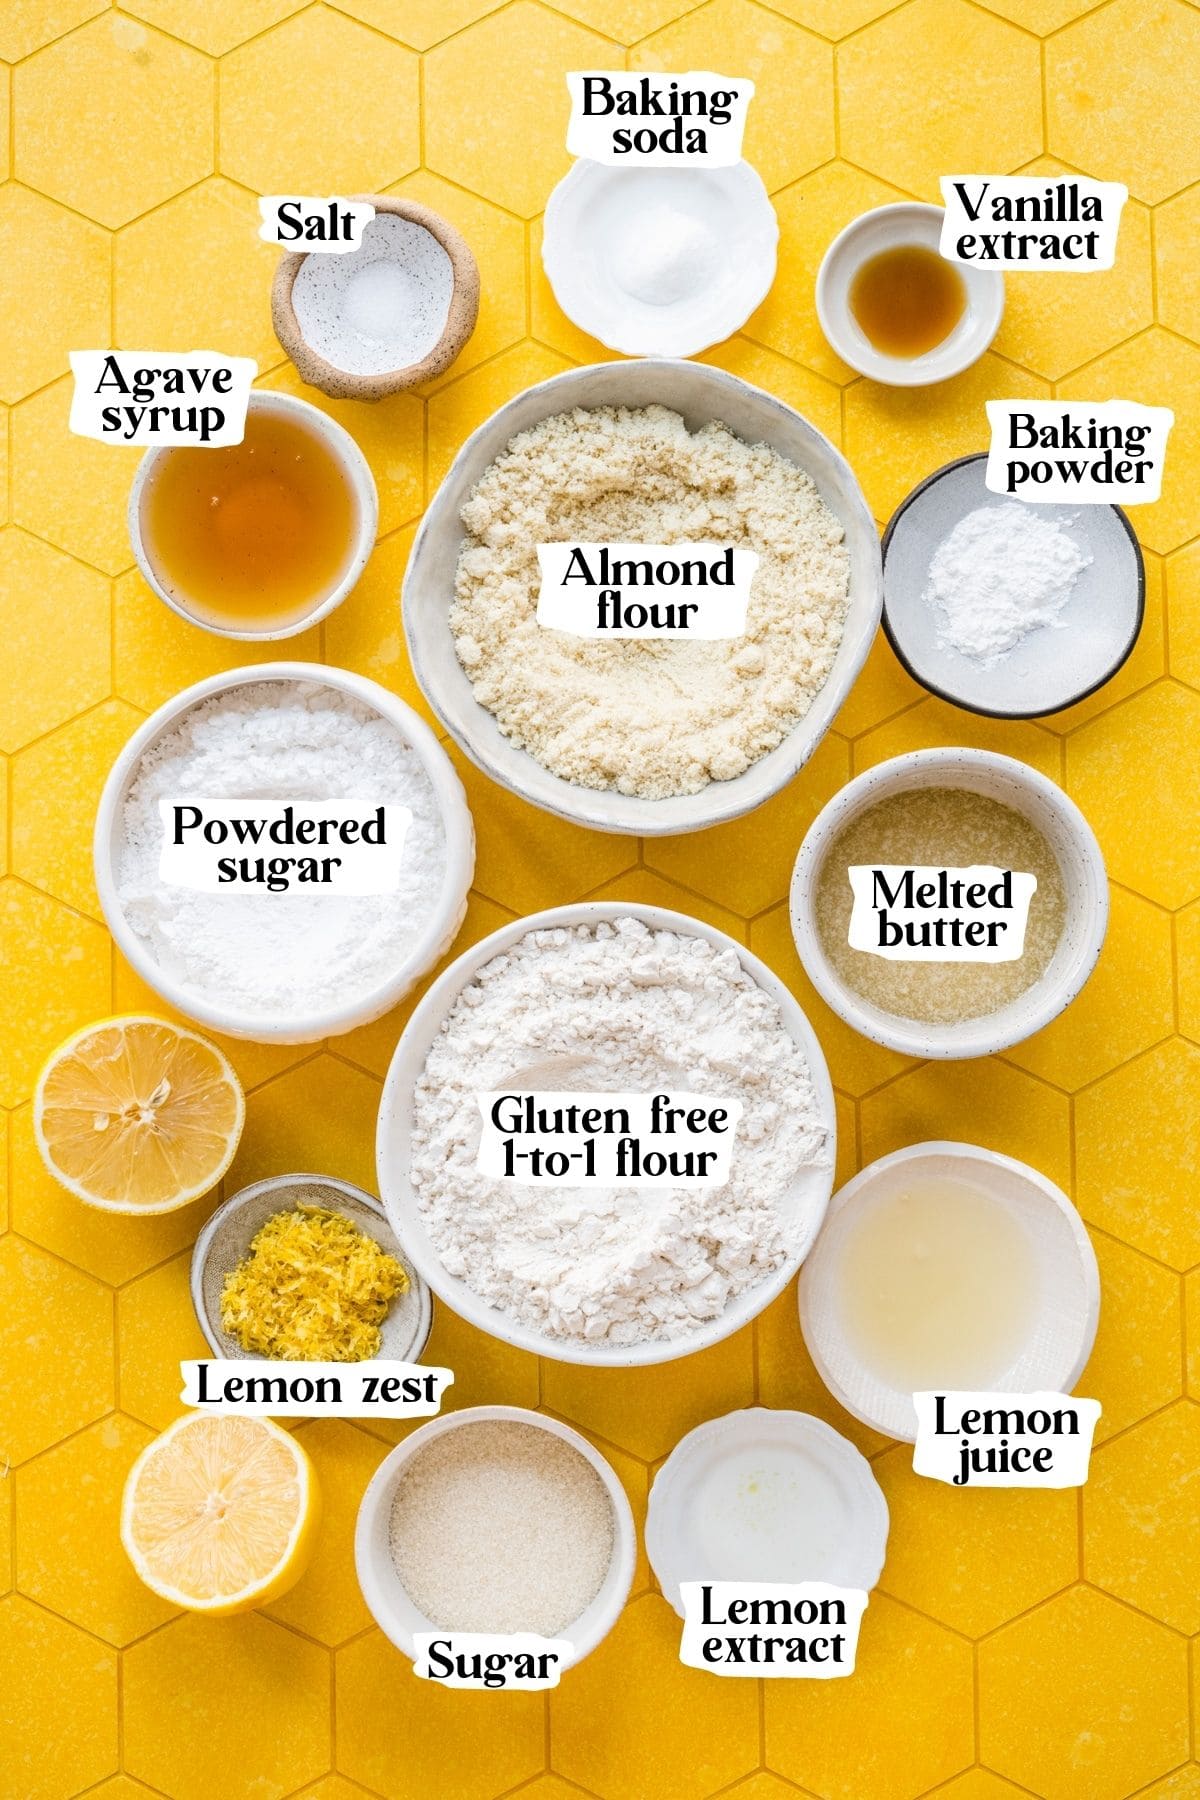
(376, 902, 838, 1368)
(94, 663, 474, 1044)
(403, 359, 882, 837)
(355, 1405, 636, 1668)
(789, 747, 1108, 1060)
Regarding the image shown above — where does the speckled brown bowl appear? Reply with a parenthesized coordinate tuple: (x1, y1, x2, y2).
(272, 195, 480, 402)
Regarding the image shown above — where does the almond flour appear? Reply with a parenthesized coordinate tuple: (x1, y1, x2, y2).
(450, 404, 851, 799)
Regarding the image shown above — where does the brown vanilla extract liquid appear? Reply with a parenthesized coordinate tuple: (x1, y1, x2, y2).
(848, 244, 967, 359)
(140, 409, 358, 634)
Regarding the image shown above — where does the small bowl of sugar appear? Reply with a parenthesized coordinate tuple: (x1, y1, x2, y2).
(355, 1405, 637, 1671)
(93, 663, 475, 1044)
(272, 196, 480, 402)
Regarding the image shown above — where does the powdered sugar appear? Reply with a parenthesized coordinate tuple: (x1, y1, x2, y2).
(117, 680, 447, 1022)
(924, 501, 1091, 665)
(409, 917, 831, 1347)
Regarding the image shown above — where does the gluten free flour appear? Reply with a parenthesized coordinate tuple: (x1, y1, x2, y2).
(450, 405, 851, 799)
(117, 681, 447, 1021)
(409, 917, 831, 1346)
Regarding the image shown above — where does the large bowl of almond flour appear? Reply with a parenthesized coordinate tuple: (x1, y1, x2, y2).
(403, 360, 882, 835)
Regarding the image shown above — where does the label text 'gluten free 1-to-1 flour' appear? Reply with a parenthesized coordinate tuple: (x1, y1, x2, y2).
(536, 543, 759, 638)
(180, 1359, 454, 1418)
(257, 195, 375, 250)
(912, 1392, 1101, 1488)
(679, 1583, 869, 1677)
(157, 798, 411, 895)
(938, 176, 1127, 268)
(69, 351, 256, 445)
(985, 400, 1173, 502)
(477, 1091, 743, 1185)
(566, 72, 753, 164)
(413, 1633, 570, 1690)
(847, 865, 1037, 962)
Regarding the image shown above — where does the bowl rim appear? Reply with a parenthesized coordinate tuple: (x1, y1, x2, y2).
(880, 452, 1147, 719)
(796, 1139, 1102, 1443)
(92, 659, 475, 1043)
(788, 745, 1109, 1060)
(127, 389, 379, 642)
(189, 1169, 434, 1363)
(541, 158, 779, 357)
(271, 194, 481, 400)
(375, 899, 838, 1367)
(644, 1404, 890, 1617)
(353, 1402, 637, 1668)
(815, 201, 1004, 387)
(401, 355, 883, 838)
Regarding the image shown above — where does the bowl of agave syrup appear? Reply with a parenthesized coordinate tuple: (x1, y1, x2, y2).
(129, 390, 378, 640)
(816, 202, 1003, 386)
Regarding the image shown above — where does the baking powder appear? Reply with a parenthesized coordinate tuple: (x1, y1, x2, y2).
(924, 501, 1091, 664)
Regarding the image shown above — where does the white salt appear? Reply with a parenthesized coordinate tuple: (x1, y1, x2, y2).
(292, 212, 454, 376)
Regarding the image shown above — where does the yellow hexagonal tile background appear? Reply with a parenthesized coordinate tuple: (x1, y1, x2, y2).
(2, 5, 1198, 1796)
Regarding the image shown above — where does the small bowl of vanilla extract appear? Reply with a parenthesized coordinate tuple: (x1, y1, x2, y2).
(816, 202, 1004, 386)
(128, 390, 379, 640)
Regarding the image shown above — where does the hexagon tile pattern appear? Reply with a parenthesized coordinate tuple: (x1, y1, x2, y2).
(2, 4, 1199, 1798)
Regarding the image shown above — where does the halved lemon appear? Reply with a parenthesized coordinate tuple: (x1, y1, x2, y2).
(121, 1413, 319, 1614)
(34, 1015, 245, 1214)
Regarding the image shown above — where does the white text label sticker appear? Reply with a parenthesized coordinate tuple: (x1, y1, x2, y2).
(679, 1582, 869, 1677)
(158, 798, 410, 896)
(69, 351, 255, 446)
(536, 543, 757, 639)
(566, 71, 753, 166)
(847, 865, 1037, 962)
(985, 400, 1173, 503)
(913, 1392, 1101, 1487)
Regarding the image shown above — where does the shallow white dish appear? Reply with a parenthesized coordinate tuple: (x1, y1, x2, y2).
(798, 1142, 1101, 1443)
(94, 662, 474, 1044)
(375, 902, 837, 1368)
(542, 159, 778, 357)
(646, 1407, 889, 1618)
(128, 391, 378, 642)
(402, 358, 882, 837)
(882, 454, 1145, 718)
(789, 746, 1108, 1060)
(190, 1172, 433, 1363)
(816, 203, 1003, 386)
(354, 1404, 636, 1669)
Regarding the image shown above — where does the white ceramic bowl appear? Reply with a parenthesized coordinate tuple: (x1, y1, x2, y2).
(789, 747, 1108, 1060)
(645, 1407, 889, 1617)
(816, 203, 1004, 386)
(798, 1142, 1101, 1442)
(354, 1404, 637, 1669)
(190, 1172, 433, 1362)
(94, 662, 474, 1044)
(376, 902, 838, 1367)
(402, 358, 882, 836)
(542, 160, 778, 356)
(128, 390, 379, 641)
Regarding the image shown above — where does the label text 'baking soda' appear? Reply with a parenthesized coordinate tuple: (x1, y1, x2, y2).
(477, 1091, 743, 1186)
(912, 1392, 1101, 1488)
(69, 351, 256, 446)
(939, 176, 1127, 268)
(158, 798, 411, 895)
(536, 543, 758, 638)
(414, 1633, 569, 1690)
(985, 400, 1173, 502)
(258, 195, 375, 251)
(181, 1359, 454, 1418)
(847, 865, 1036, 962)
(679, 1583, 869, 1677)
(566, 72, 753, 165)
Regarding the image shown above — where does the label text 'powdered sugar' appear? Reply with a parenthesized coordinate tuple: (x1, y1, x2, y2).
(158, 797, 411, 895)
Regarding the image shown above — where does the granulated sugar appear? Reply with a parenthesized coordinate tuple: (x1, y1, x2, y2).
(389, 1420, 615, 1635)
(450, 405, 851, 799)
(117, 680, 447, 1021)
(409, 916, 831, 1346)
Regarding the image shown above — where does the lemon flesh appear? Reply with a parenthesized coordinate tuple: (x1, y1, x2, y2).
(34, 1015, 244, 1214)
(121, 1413, 318, 1614)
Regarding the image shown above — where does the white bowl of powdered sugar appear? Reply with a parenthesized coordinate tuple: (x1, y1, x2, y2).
(376, 903, 837, 1366)
(95, 664, 474, 1043)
